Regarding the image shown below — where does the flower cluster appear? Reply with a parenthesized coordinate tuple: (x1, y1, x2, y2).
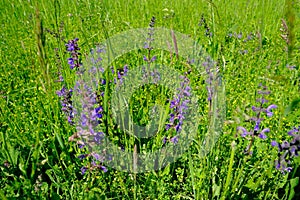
(112, 65, 129, 85)
(144, 16, 156, 50)
(243, 32, 255, 43)
(74, 80, 104, 144)
(228, 32, 243, 40)
(165, 75, 191, 144)
(271, 126, 300, 173)
(80, 153, 108, 175)
(142, 16, 159, 84)
(203, 56, 216, 103)
(199, 15, 212, 37)
(144, 16, 157, 63)
(141, 66, 161, 84)
(56, 86, 74, 125)
(237, 84, 277, 154)
(73, 80, 107, 174)
(66, 38, 81, 69)
(53, 47, 65, 82)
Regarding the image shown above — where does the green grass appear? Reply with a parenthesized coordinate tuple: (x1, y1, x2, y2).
(0, 0, 300, 199)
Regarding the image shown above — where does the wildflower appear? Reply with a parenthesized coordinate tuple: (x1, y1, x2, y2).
(78, 154, 87, 160)
(236, 32, 242, 39)
(74, 81, 104, 140)
(66, 38, 81, 69)
(203, 56, 217, 103)
(144, 16, 156, 52)
(243, 32, 254, 42)
(143, 16, 156, 70)
(170, 136, 179, 144)
(81, 166, 88, 175)
(272, 126, 300, 173)
(56, 86, 74, 125)
(237, 84, 277, 154)
(165, 75, 191, 144)
(199, 15, 212, 37)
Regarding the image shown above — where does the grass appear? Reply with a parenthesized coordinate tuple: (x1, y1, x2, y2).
(0, 0, 300, 199)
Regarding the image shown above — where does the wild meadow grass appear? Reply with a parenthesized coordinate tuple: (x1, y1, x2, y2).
(0, 0, 300, 199)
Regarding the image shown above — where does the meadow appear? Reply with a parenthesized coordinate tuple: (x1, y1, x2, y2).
(0, 0, 300, 199)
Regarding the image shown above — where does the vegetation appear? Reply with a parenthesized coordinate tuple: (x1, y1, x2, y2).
(0, 0, 299, 199)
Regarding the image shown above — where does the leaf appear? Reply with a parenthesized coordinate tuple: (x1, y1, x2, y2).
(288, 177, 299, 200)
(284, 98, 300, 116)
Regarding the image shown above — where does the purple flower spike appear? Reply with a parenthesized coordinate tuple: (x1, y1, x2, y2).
(272, 126, 300, 173)
(164, 75, 191, 144)
(66, 38, 81, 69)
(237, 84, 277, 154)
(56, 86, 74, 125)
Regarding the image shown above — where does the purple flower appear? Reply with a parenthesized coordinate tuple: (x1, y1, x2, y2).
(94, 132, 104, 144)
(237, 126, 249, 137)
(143, 55, 148, 61)
(170, 136, 179, 144)
(166, 124, 171, 130)
(286, 64, 296, 70)
(288, 127, 300, 137)
(271, 140, 278, 147)
(100, 166, 108, 172)
(143, 17, 157, 64)
(256, 98, 268, 104)
(144, 16, 156, 51)
(258, 128, 269, 139)
(162, 137, 168, 144)
(81, 167, 88, 175)
(81, 114, 87, 127)
(56, 86, 66, 97)
(254, 120, 261, 132)
(151, 56, 157, 62)
(92, 153, 101, 161)
(78, 154, 86, 160)
(265, 104, 277, 117)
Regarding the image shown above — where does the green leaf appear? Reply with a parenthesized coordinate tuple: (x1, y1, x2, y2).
(288, 177, 299, 200)
(284, 98, 300, 116)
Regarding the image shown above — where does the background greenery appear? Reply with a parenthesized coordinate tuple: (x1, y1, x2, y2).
(0, 0, 299, 199)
